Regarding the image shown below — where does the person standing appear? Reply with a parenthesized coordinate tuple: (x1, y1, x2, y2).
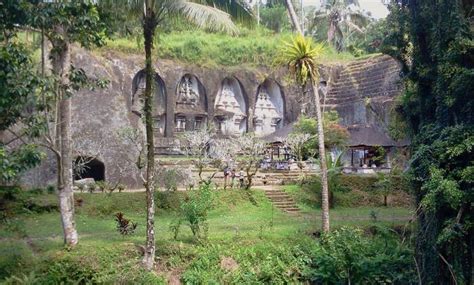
(230, 169, 236, 189)
(239, 169, 245, 189)
(223, 167, 229, 190)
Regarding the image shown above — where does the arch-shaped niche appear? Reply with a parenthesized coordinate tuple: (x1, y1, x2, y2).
(131, 70, 167, 136)
(254, 79, 285, 136)
(175, 74, 208, 132)
(214, 77, 248, 136)
(73, 156, 105, 181)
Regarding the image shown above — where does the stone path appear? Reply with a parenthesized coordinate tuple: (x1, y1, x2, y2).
(259, 185, 300, 214)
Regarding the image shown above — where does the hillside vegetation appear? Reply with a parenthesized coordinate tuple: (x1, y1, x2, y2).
(101, 29, 356, 67)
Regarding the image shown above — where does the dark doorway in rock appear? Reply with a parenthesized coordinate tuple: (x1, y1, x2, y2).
(73, 157, 105, 181)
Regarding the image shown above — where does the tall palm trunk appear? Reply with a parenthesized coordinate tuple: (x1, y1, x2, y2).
(312, 81, 330, 233)
(142, 3, 157, 271)
(327, 18, 337, 46)
(50, 25, 78, 247)
(284, 0, 303, 34)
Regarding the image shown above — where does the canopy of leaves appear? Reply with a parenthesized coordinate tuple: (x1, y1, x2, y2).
(30, 1, 109, 49)
(277, 35, 325, 86)
(383, 0, 473, 283)
(292, 112, 349, 157)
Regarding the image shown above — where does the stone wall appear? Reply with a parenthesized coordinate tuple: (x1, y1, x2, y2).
(20, 49, 401, 188)
(324, 55, 402, 127)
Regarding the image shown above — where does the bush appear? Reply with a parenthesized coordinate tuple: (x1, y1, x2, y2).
(292, 175, 411, 208)
(302, 227, 416, 284)
(171, 184, 215, 240)
(1, 245, 166, 284)
(0, 241, 37, 281)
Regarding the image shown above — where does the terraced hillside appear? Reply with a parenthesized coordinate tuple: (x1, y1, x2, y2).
(324, 55, 402, 127)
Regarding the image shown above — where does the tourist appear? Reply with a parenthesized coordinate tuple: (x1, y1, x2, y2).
(239, 169, 245, 189)
(223, 167, 230, 190)
(230, 169, 236, 189)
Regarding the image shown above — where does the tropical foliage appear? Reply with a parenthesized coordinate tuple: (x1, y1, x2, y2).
(383, 0, 473, 283)
(310, 0, 371, 51)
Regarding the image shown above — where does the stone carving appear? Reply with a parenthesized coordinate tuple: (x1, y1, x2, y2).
(214, 83, 247, 136)
(131, 72, 166, 136)
(177, 75, 199, 106)
(254, 88, 283, 136)
(131, 75, 146, 115)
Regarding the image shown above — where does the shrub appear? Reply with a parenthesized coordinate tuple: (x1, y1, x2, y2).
(95, 181, 108, 193)
(87, 182, 96, 193)
(114, 212, 137, 236)
(171, 183, 215, 240)
(302, 227, 416, 284)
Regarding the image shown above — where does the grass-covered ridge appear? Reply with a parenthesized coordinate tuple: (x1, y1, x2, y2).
(102, 29, 356, 67)
(0, 184, 415, 283)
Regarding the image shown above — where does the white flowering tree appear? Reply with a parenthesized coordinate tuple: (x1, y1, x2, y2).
(179, 127, 232, 186)
(236, 134, 266, 189)
(282, 133, 312, 172)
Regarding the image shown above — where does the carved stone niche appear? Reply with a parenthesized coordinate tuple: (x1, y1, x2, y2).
(131, 70, 167, 136)
(175, 74, 208, 132)
(254, 79, 284, 136)
(214, 77, 248, 136)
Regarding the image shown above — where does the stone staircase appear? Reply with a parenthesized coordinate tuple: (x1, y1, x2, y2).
(324, 54, 401, 108)
(263, 188, 300, 214)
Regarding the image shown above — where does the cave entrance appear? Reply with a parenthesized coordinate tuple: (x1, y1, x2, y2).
(73, 157, 105, 181)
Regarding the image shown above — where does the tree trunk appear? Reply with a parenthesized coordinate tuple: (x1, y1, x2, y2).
(312, 82, 330, 233)
(284, 0, 303, 35)
(142, 3, 157, 271)
(327, 19, 336, 46)
(50, 25, 78, 247)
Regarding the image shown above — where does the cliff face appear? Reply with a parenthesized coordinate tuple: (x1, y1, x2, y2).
(21, 49, 401, 188)
(325, 55, 402, 128)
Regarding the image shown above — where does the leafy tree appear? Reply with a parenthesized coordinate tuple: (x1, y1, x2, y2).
(260, 3, 291, 32)
(384, 0, 473, 283)
(0, 1, 44, 184)
(236, 133, 266, 190)
(278, 35, 330, 232)
(1, 1, 108, 246)
(310, 0, 370, 51)
(31, 1, 108, 247)
(293, 112, 349, 159)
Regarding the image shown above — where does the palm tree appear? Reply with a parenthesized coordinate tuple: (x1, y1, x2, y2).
(284, 0, 303, 34)
(278, 35, 330, 232)
(98, 0, 252, 270)
(312, 0, 369, 51)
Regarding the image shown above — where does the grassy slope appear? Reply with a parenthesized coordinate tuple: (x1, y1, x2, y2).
(101, 29, 356, 67)
(0, 188, 413, 283)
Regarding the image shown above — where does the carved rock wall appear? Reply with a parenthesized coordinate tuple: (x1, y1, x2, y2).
(20, 49, 401, 188)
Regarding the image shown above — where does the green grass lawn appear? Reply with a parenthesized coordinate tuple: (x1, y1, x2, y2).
(0, 187, 415, 283)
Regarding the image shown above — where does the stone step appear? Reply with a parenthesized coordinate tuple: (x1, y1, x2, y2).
(263, 188, 300, 214)
(324, 90, 400, 104)
(345, 55, 394, 68)
(344, 63, 398, 75)
(329, 76, 398, 90)
(272, 200, 295, 204)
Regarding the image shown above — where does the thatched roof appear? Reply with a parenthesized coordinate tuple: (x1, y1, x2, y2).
(262, 123, 295, 142)
(262, 123, 409, 147)
(347, 125, 409, 147)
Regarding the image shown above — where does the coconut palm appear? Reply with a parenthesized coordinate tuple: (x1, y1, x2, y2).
(278, 35, 330, 232)
(312, 0, 370, 51)
(284, 0, 303, 34)
(97, 0, 252, 270)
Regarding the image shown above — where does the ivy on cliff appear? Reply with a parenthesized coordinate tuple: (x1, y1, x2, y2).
(383, 0, 473, 284)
